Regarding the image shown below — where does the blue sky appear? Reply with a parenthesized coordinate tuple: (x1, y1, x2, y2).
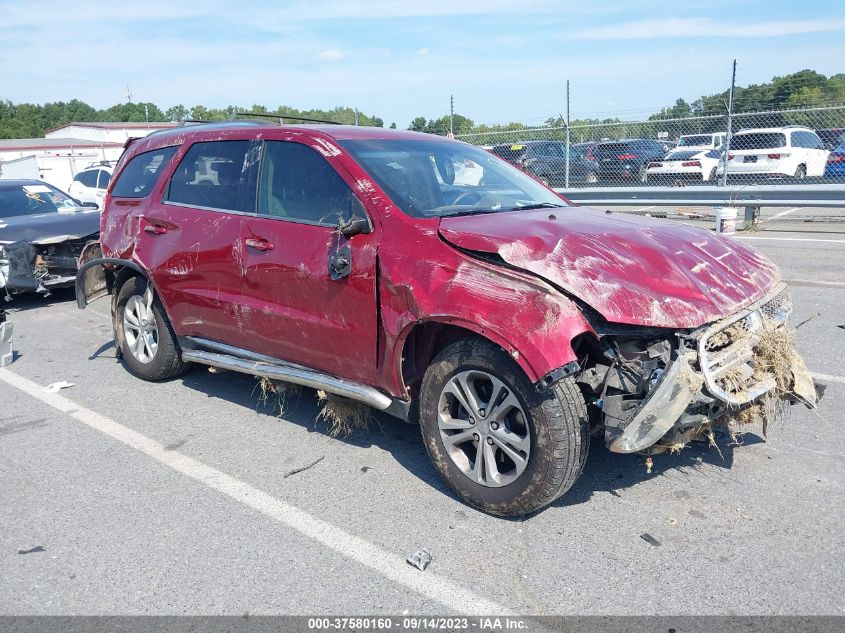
(1, 0, 844, 127)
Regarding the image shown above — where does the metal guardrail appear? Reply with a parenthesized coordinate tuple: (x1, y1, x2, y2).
(555, 184, 845, 208)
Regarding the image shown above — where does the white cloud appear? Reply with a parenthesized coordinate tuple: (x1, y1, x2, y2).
(318, 49, 345, 61)
(416, 47, 430, 56)
(574, 18, 845, 40)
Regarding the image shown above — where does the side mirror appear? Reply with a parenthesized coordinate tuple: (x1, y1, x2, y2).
(338, 216, 371, 237)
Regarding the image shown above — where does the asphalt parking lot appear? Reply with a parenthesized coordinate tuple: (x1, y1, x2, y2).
(1, 210, 843, 616)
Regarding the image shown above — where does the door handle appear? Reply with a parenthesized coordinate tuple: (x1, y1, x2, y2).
(245, 237, 274, 252)
(144, 224, 168, 235)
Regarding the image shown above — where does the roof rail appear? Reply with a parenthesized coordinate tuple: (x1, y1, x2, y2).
(234, 112, 341, 125)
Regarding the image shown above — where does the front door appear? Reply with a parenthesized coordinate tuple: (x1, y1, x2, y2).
(238, 139, 379, 384)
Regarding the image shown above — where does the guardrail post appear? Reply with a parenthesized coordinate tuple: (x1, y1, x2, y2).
(744, 206, 760, 228)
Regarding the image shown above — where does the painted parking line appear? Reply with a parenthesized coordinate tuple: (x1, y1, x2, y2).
(812, 372, 845, 386)
(785, 279, 845, 289)
(0, 367, 512, 616)
(734, 236, 845, 244)
(766, 207, 800, 221)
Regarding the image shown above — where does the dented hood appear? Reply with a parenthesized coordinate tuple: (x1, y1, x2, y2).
(438, 207, 780, 329)
(0, 210, 100, 245)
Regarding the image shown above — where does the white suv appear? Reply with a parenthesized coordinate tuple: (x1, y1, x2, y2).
(676, 132, 725, 151)
(718, 126, 829, 180)
(68, 164, 114, 209)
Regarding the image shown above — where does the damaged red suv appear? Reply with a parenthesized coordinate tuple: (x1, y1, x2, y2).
(76, 122, 816, 515)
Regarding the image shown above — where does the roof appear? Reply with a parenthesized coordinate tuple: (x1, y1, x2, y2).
(733, 126, 813, 134)
(0, 137, 124, 151)
(0, 179, 50, 188)
(138, 122, 440, 145)
(45, 121, 177, 134)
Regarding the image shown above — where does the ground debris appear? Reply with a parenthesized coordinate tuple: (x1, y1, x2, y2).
(283, 455, 325, 479)
(316, 390, 374, 437)
(43, 381, 75, 393)
(640, 533, 661, 547)
(255, 377, 301, 416)
(406, 548, 432, 571)
(17, 545, 45, 555)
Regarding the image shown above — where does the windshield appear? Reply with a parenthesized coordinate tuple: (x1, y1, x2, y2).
(339, 139, 566, 218)
(678, 135, 712, 147)
(732, 133, 786, 150)
(0, 183, 81, 219)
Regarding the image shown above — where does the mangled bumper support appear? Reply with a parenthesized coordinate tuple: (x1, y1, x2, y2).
(608, 353, 703, 453)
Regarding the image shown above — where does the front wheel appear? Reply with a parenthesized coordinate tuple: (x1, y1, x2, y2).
(418, 339, 589, 516)
(114, 276, 187, 381)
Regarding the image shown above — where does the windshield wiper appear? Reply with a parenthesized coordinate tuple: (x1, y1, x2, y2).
(510, 202, 566, 211)
(438, 208, 503, 218)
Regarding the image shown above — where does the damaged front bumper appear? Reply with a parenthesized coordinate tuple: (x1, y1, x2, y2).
(583, 284, 818, 454)
(0, 239, 93, 298)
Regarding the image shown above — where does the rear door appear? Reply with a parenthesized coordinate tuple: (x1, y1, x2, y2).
(238, 138, 380, 384)
(133, 138, 259, 347)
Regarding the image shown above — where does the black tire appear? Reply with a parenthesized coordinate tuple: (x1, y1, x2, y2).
(794, 165, 807, 180)
(113, 275, 187, 381)
(709, 167, 718, 182)
(418, 338, 589, 516)
(586, 171, 598, 185)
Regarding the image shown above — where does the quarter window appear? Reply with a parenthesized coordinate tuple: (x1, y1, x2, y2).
(257, 141, 364, 226)
(97, 170, 112, 189)
(111, 147, 178, 198)
(165, 141, 258, 213)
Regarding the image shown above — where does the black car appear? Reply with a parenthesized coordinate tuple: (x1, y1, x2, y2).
(816, 128, 845, 151)
(0, 180, 100, 297)
(592, 139, 668, 184)
(490, 141, 599, 186)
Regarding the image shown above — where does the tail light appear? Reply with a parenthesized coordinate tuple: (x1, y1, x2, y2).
(617, 153, 637, 160)
(682, 161, 701, 167)
(827, 153, 845, 163)
(648, 162, 662, 169)
(767, 153, 781, 160)
(728, 154, 735, 160)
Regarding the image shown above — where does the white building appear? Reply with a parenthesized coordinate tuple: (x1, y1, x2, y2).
(0, 121, 177, 191)
(45, 121, 176, 144)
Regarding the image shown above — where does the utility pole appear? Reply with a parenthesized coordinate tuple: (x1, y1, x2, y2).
(450, 94, 454, 138)
(719, 59, 737, 188)
(564, 80, 571, 189)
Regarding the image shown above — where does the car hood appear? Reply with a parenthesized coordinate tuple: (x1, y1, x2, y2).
(0, 210, 100, 245)
(438, 208, 780, 329)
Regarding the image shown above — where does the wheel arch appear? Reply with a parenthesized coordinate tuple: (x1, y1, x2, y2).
(396, 317, 554, 400)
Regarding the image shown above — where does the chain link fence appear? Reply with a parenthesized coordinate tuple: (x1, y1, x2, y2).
(456, 105, 845, 188)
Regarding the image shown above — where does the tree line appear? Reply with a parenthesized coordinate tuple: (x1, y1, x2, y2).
(2, 70, 843, 141)
(0, 101, 388, 139)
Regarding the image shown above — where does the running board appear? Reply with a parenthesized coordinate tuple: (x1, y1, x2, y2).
(180, 337, 393, 411)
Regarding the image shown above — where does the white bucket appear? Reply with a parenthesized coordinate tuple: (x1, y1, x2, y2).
(715, 206, 738, 235)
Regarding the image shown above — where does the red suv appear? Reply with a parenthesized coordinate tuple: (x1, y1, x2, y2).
(76, 122, 816, 515)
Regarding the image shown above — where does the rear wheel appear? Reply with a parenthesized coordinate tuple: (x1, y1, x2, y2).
(114, 276, 186, 381)
(418, 339, 589, 516)
(794, 164, 807, 180)
(586, 171, 598, 184)
(708, 166, 718, 182)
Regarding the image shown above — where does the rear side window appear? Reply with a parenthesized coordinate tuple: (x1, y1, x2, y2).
(165, 140, 258, 213)
(97, 170, 111, 189)
(74, 170, 98, 187)
(111, 147, 178, 198)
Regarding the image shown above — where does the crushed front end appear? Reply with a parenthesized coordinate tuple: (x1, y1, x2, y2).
(574, 284, 818, 454)
(0, 238, 93, 299)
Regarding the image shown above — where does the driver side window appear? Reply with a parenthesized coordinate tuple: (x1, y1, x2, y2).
(258, 141, 364, 226)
